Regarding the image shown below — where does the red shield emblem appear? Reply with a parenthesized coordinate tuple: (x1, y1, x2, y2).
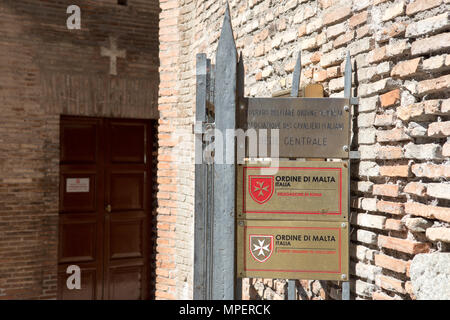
(249, 235, 274, 263)
(249, 175, 274, 204)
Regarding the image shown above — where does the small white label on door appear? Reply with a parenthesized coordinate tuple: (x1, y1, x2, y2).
(66, 178, 90, 193)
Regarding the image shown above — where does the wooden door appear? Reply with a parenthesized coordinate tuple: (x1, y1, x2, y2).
(58, 116, 154, 300)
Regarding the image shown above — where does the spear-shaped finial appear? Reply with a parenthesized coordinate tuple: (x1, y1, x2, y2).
(217, 1, 237, 59)
(225, 0, 231, 16)
(237, 51, 245, 98)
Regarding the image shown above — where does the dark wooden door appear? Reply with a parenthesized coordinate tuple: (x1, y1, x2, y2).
(58, 116, 154, 300)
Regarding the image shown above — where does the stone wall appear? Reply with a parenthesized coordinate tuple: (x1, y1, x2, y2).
(0, 0, 159, 299)
(158, 0, 450, 300)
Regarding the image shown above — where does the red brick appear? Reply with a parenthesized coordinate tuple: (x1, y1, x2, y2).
(376, 128, 412, 142)
(418, 74, 450, 95)
(310, 51, 322, 64)
(255, 43, 266, 57)
(318, 0, 336, 9)
(156, 276, 176, 286)
(323, 6, 352, 26)
(156, 246, 175, 254)
(298, 24, 307, 37)
(373, 184, 400, 197)
(356, 25, 371, 39)
(155, 291, 176, 300)
(157, 192, 171, 200)
(404, 182, 427, 196)
(405, 202, 450, 223)
(379, 165, 410, 177)
(327, 66, 341, 78)
(382, 1, 405, 22)
(385, 218, 405, 231)
(378, 235, 431, 255)
(411, 32, 450, 56)
(160, 0, 178, 10)
(375, 114, 395, 127)
(157, 215, 176, 223)
(444, 141, 450, 157)
(157, 177, 174, 185)
(406, 261, 412, 278)
(277, 18, 287, 31)
(377, 146, 404, 159)
(406, 0, 442, 16)
(377, 200, 404, 215)
(378, 275, 406, 294)
(405, 281, 415, 298)
(426, 227, 450, 242)
(375, 254, 409, 273)
(254, 29, 270, 43)
(314, 69, 328, 82)
(333, 31, 355, 48)
(391, 58, 421, 78)
(349, 11, 368, 28)
(372, 291, 400, 300)
(380, 89, 401, 107)
(304, 69, 314, 79)
(368, 46, 387, 63)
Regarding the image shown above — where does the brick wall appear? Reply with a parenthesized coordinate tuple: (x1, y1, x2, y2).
(0, 0, 159, 299)
(158, 0, 450, 299)
(156, 0, 198, 300)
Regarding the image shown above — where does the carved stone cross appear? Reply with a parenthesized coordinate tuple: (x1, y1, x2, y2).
(101, 36, 126, 76)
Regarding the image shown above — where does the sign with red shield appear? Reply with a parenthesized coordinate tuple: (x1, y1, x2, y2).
(237, 161, 349, 221)
(248, 176, 274, 204)
(249, 235, 274, 263)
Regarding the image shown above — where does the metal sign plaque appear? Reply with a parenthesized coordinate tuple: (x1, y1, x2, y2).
(237, 161, 348, 221)
(66, 178, 90, 193)
(237, 220, 349, 281)
(242, 97, 350, 158)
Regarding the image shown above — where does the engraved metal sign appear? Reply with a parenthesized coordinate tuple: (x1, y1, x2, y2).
(241, 97, 350, 158)
(237, 161, 348, 221)
(237, 220, 349, 281)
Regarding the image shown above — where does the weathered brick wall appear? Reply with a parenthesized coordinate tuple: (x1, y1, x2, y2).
(158, 0, 450, 299)
(0, 0, 159, 299)
(156, 0, 198, 300)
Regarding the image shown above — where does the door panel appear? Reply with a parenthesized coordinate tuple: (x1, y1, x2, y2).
(110, 122, 147, 164)
(103, 119, 151, 300)
(109, 173, 145, 210)
(58, 116, 153, 300)
(108, 265, 143, 300)
(58, 218, 98, 263)
(60, 121, 99, 163)
(58, 268, 97, 300)
(109, 218, 145, 259)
